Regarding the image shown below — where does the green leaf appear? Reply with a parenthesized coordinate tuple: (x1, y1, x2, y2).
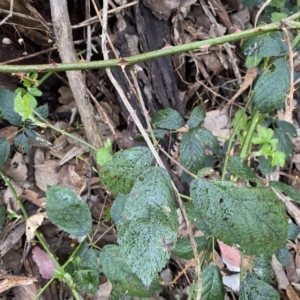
(188, 106, 206, 129)
(172, 237, 208, 259)
(232, 109, 248, 131)
(271, 151, 285, 167)
(271, 12, 288, 22)
(269, 181, 300, 203)
(243, 32, 287, 57)
(0, 88, 22, 126)
(240, 274, 280, 300)
(190, 178, 288, 255)
(100, 245, 159, 298)
(96, 147, 111, 166)
(25, 129, 51, 147)
(14, 92, 37, 121)
(152, 108, 184, 130)
(201, 265, 225, 300)
(276, 120, 297, 138)
(288, 223, 300, 241)
(99, 146, 153, 195)
(110, 193, 128, 226)
(253, 58, 290, 113)
(34, 104, 49, 119)
(254, 255, 273, 283)
(100, 245, 160, 297)
(66, 242, 99, 295)
(275, 247, 290, 266)
(274, 127, 294, 160)
(46, 186, 92, 236)
(0, 205, 5, 230)
(227, 156, 258, 182)
(258, 156, 276, 175)
(14, 133, 30, 153)
(185, 202, 211, 234)
(180, 127, 219, 173)
(118, 167, 178, 287)
(27, 87, 42, 97)
(152, 129, 168, 139)
(0, 138, 10, 168)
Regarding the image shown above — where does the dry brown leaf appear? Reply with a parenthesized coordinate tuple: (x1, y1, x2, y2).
(0, 126, 18, 144)
(0, 274, 37, 293)
(58, 86, 74, 105)
(4, 152, 28, 182)
(34, 160, 60, 192)
(21, 190, 46, 208)
(203, 110, 230, 144)
(92, 281, 112, 300)
(26, 212, 47, 242)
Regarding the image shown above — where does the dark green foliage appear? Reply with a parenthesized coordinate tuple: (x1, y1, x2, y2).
(46, 186, 92, 236)
(100, 245, 160, 297)
(190, 179, 288, 255)
(152, 108, 184, 130)
(240, 274, 280, 299)
(66, 242, 99, 295)
(99, 146, 154, 195)
(253, 58, 290, 113)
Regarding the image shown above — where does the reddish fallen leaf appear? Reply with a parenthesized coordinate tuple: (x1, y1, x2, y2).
(218, 240, 249, 272)
(32, 247, 57, 279)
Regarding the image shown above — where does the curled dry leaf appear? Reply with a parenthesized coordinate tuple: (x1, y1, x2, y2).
(32, 246, 57, 279)
(26, 212, 47, 242)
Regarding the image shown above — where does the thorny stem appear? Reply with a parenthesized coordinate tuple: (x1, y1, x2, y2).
(0, 13, 300, 73)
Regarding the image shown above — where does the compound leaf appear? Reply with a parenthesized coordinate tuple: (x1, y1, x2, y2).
(188, 106, 206, 129)
(46, 186, 92, 236)
(190, 179, 288, 255)
(100, 245, 160, 297)
(66, 242, 99, 295)
(100, 146, 153, 195)
(240, 274, 280, 300)
(0, 88, 22, 126)
(0, 138, 10, 168)
(253, 58, 290, 113)
(152, 108, 184, 130)
(202, 265, 225, 300)
(180, 127, 219, 173)
(118, 167, 178, 287)
(14, 92, 37, 121)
